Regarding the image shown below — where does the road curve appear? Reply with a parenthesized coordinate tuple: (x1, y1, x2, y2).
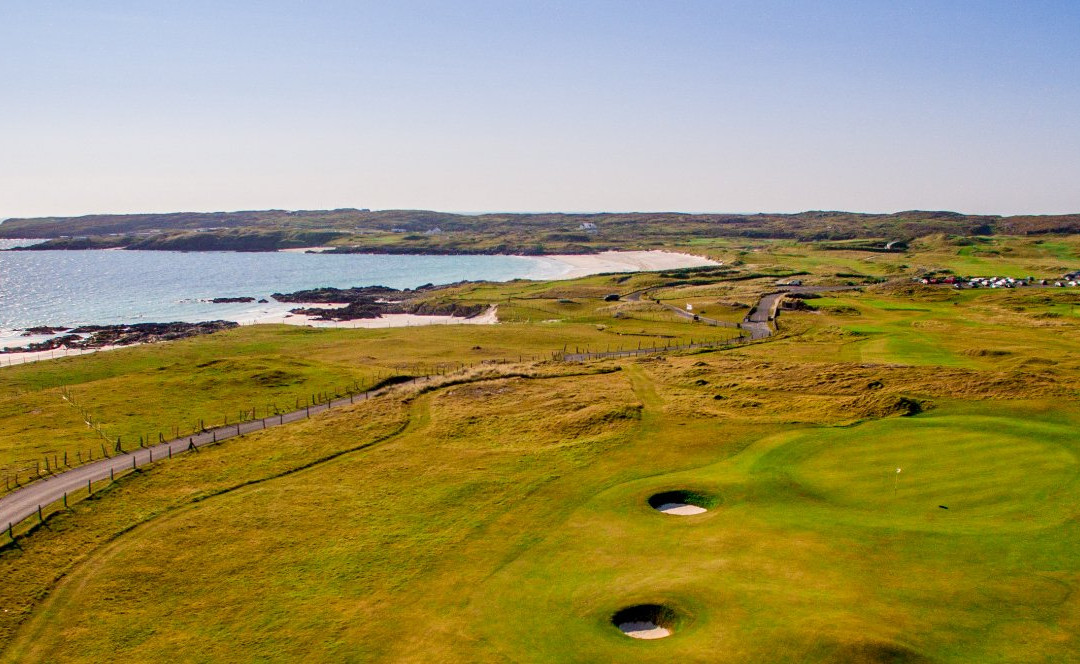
(0, 379, 426, 532)
(3, 285, 864, 532)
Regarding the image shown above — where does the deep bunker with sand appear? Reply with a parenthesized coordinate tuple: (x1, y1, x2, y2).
(611, 604, 680, 640)
(648, 490, 716, 515)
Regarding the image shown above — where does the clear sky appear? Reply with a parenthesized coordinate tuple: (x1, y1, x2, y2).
(2, 1, 1079, 218)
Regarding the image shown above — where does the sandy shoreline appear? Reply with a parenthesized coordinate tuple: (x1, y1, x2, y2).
(1, 250, 716, 364)
(253, 304, 500, 329)
(275, 248, 720, 278)
(0, 345, 125, 367)
(534, 250, 719, 279)
(0, 307, 501, 365)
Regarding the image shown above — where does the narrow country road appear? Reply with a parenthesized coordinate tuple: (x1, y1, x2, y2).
(571, 284, 864, 359)
(0, 378, 428, 532)
(741, 292, 785, 340)
(2, 284, 863, 534)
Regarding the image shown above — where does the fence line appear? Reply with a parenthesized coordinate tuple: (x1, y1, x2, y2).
(0, 370, 461, 545)
(1, 302, 787, 546)
(0, 365, 470, 498)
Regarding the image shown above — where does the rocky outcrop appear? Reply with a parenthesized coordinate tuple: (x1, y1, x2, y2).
(290, 299, 397, 320)
(2, 321, 238, 353)
(271, 285, 411, 303)
(273, 283, 484, 321)
(21, 326, 69, 336)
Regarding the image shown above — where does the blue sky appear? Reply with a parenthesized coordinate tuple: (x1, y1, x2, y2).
(2, 1, 1078, 217)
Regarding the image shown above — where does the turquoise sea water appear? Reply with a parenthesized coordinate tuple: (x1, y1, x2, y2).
(0, 243, 570, 334)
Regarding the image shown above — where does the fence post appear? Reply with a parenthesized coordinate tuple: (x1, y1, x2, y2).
(38, 505, 43, 523)
(88, 478, 92, 495)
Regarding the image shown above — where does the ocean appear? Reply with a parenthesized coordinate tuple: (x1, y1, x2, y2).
(0, 243, 571, 340)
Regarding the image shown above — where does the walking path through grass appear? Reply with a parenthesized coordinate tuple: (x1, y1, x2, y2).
(1, 285, 854, 536)
(0, 375, 435, 534)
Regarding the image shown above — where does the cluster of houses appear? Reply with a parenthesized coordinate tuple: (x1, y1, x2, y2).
(919, 273, 1080, 288)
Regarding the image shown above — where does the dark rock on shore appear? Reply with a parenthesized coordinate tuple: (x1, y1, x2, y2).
(2, 321, 238, 354)
(272, 285, 415, 303)
(21, 326, 69, 336)
(273, 282, 486, 321)
(405, 301, 485, 318)
(288, 299, 486, 321)
(290, 298, 399, 320)
(210, 296, 256, 303)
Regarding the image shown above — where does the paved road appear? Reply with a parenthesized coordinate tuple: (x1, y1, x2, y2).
(741, 285, 864, 340)
(657, 302, 741, 329)
(3, 284, 865, 533)
(574, 284, 864, 358)
(741, 292, 785, 339)
(0, 378, 430, 532)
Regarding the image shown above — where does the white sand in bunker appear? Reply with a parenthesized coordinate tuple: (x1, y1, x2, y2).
(618, 621, 673, 640)
(656, 502, 708, 515)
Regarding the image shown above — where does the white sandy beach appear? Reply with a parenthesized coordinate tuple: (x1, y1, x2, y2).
(275, 248, 720, 277)
(0, 307, 500, 365)
(534, 250, 719, 279)
(277, 246, 335, 253)
(0, 345, 125, 367)
(0, 250, 715, 364)
(253, 304, 500, 329)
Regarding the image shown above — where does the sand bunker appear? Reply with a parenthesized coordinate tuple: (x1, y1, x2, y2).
(612, 605, 677, 640)
(618, 621, 672, 639)
(648, 490, 712, 515)
(656, 503, 708, 515)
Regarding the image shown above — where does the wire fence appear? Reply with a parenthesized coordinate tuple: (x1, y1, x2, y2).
(0, 365, 464, 498)
(0, 370, 456, 546)
(0, 296, 788, 548)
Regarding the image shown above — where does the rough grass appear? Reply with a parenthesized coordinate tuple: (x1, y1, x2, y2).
(3, 358, 1079, 662)
(2, 238, 1080, 662)
(0, 277, 738, 490)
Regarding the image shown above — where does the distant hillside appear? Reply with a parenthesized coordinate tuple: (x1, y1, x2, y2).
(3, 208, 1079, 253)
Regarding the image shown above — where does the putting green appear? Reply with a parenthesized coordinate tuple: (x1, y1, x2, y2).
(747, 411, 1079, 532)
(464, 402, 1080, 662)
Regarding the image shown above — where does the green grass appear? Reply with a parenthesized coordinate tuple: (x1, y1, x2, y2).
(3, 238, 1080, 662)
(3, 357, 1079, 662)
(0, 278, 739, 490)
